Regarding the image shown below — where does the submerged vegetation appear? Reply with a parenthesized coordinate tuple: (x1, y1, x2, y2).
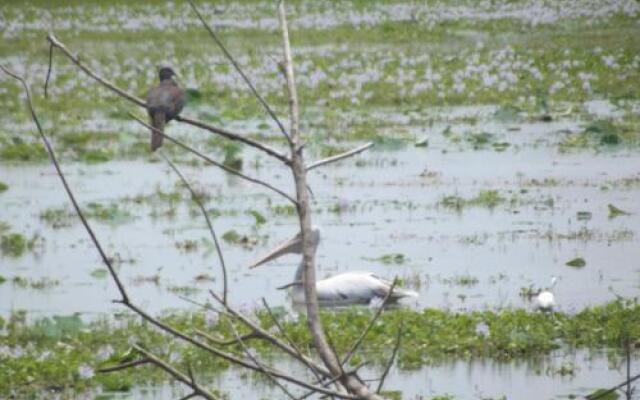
(1, 300, 639, 398)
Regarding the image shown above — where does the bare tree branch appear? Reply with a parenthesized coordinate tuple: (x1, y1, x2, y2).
(187, 0, 292, 143)
(133, 345, 220, 400)
(586, 373, 640, 400)
(127, 302, 356, 399)
(175, 115, 290, 164)
(162, 154, 228, 303)
(130, 113, 297, 204)
(299, 363, 370, 400)
(341, 279, 398, 367)
(44, 42, 54, 97)
(261, 298, 319, 377)
(97, 358, 150, 373)
(178, 392, 198, 400)
(376, 324, 403, 394)
(196, 329, 261, 347)
(277, 3, 381, 398)
(306, 142, 374, 171)
(46, 33, 146, 107)
(45, 33, 291, 164)
(209, 290, 332, 380)
(8, 64, 358, 400)
(0, 65, 130, 305)
(227, 321, 298, 400)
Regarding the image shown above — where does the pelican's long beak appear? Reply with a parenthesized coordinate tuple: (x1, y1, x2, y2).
(249, 232, 302, 269)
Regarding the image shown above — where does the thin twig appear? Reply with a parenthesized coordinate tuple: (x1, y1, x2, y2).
(210, 290, 332, 380)
(130, 113, 297, 205)
(178, 392, 198, 400)
(44, 42, 53, 97)
(261, 298, 320, 379)
(162, 154, 228, 303)
(175, 115, 290, 164)
(133, 345, 220, 400)
(46, 33, 290, 164)
(1, 65, 130, 305)
(341, 279, 398, 367)
(376, 323, 403, 394)
(586, 373, 640, 400)
(196, 329, 261, 346)
(298, 363, 370, 400)
(187, 0, 291, 143)
(228, 321, 297, 400)
(46, 33, 146, 106)
(306, 142, 374, 171)
(7, 64, 357, 400)
(97, 358, 150, 373)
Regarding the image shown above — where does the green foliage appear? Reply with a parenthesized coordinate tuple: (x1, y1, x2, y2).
(440, 190, 505, 211)
(0, 182, 8, 193)
(565, 257, 586, 268)
(608, 204, 631, 218)
(0, 141, 47, 161)
(1, 233, 26, 256)
(1, 300, 639, 398)
(368, 253, 407, 265)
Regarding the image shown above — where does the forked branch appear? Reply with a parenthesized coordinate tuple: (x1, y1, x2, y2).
(187, 0, 292, 143)
(45, 33, 290, 164)
(306, 142, 374, 171)
(130, 113, 297, 204)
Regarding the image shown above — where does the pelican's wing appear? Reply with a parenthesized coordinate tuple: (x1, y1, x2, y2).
(316, 271, 417, 303)
(316, 272, 388, 302)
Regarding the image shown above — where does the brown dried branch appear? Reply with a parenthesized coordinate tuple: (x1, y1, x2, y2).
(44, 42, 53, 97)
(130, 113, 297, 205)
(376, 323, 403, 394)
(175, 115, 290, 164)
(299, 363, 370, 400)
(187, 0, 291, 143)
(162, 155, 228, 303)
(0, 65, 130, 305)
(306, 142, 374, 171)
(132, 345, 220, 400)
(9, 64, 357, 400)
(227, 321, 297, 400)
(209, 290, 332, 380)
(341, 279, 398, 367)
(195, 329, 261, 347)
(587, 373, 640, 400)
(127, 302, 356, 399)
(261, 298, 321, 379)
(97, 358, 150, 373)
(277, 3, 381, 398)
(45, 33, 290, 164)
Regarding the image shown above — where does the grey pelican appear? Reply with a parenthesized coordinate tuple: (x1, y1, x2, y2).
(250, 227, 418, 305)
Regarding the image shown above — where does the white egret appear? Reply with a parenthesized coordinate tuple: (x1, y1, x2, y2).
(250, 227, 418, 306)
(534, 276, 557, 312)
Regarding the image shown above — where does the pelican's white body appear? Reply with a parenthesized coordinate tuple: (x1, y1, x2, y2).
(290, 270, 418, 305)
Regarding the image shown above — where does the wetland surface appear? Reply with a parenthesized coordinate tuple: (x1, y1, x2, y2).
(1, 0, 639, 398)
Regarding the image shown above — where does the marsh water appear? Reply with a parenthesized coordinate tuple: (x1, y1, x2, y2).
(2, 0, 640, 398)
(3, 104, 639, 317)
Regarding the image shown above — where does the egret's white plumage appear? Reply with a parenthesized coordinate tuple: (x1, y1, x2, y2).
(534, 276, 557, 312)
(250, 227, 418, 306)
